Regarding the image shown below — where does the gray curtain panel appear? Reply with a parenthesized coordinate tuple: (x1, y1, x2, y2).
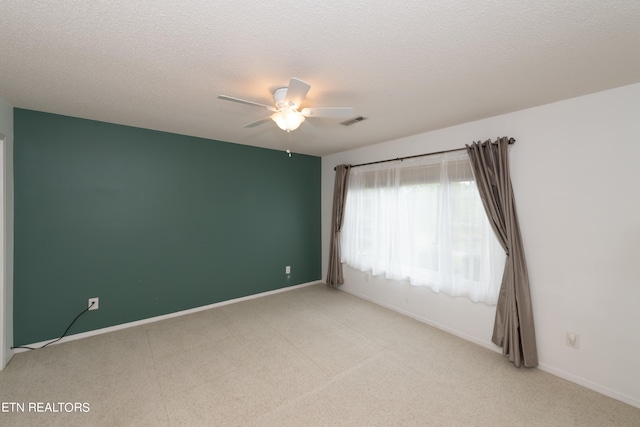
(326, 164, 351, 287)
(466, 137, 538, 368)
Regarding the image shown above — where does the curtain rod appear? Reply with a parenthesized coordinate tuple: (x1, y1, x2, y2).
(334, 137, 515, 170)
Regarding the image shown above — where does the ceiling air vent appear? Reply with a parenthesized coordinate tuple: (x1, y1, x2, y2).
(340, 116, 367, 126)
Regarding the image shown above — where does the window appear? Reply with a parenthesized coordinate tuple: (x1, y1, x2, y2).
(341, 151, 505, 304)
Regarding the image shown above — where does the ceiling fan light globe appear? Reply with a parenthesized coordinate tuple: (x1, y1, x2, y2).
(272, 110, 305, 132)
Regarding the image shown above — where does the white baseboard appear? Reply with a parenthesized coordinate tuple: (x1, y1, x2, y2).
(13, 281, 321, 353)
(338, 287, 500, 353)
(537, 362, 640, 409)
(338, 287, 640, 410)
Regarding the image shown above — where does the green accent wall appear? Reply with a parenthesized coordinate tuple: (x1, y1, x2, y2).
(13, 109, 321, 346)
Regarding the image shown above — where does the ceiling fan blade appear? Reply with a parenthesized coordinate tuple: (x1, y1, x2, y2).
(218, 95, 277, 112)
(244, 116, 274, 128)
(284, 78, 311, 108)
(301, 107, 355, 118)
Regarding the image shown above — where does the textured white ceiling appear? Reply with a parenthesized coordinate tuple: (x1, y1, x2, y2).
(1, 1, 639, 156)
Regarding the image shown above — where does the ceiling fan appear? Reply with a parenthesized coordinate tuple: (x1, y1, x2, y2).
(218, 77, 355, 132)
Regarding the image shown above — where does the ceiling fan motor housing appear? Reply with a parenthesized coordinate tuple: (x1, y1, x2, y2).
(273, 87, 294, 109)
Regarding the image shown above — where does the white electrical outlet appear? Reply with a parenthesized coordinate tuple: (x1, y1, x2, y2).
(566, 332, 579, 349)
(88, 297, 99, 311)
(285, 265, 291, 274)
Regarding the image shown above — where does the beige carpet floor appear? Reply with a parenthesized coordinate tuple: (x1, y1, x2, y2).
(1, 283, 638, 426)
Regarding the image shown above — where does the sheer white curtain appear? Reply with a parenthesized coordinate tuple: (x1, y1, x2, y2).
(341, 151, 505, 305)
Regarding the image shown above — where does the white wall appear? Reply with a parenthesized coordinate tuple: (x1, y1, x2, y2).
(0, 96, 14, 369)
(321, 83, 640, 408)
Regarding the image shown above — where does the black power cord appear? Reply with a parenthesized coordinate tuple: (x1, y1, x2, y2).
(11, 301, 96, 351)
